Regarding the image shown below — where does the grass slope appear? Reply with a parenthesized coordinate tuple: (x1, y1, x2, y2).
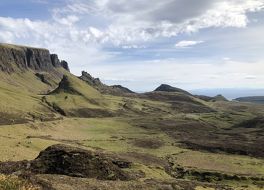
(0, 63, 263, 189)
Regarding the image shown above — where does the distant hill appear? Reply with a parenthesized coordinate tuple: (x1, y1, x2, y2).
(1, 43, 264, 190)
(235, 96, 264, 104)
(154, 84, 191, 95)
(111, 85, 134, 93)
(195, 94, 228, 102)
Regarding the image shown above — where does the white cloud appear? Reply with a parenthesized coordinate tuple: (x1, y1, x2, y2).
(121, 45, 146, 49)
(53, 15, 79, 26)
(0, 0, 264, 90)
(0, 0, 262, 47)
(90, 0, 264, 42)
(175, 40, 204, 48)
(29, 0, 264, 46)
(223, 57, 231, 61)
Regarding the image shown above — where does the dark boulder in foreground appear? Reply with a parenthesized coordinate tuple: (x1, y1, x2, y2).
(0, 144, 132, 181)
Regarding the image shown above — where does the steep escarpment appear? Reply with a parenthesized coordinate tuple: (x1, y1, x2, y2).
(0, 43, 69, 73)
(0, 43, 72, 124)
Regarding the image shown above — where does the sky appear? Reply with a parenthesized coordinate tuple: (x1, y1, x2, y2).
(0, 0, 264, 96)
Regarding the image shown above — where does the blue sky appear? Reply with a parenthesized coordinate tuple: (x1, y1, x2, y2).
(0, 0, 264, 95)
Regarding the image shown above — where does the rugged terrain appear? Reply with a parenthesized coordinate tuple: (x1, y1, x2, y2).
(0, 43, 263, 190)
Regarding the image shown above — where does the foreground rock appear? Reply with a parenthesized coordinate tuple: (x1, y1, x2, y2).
(0, 144, 132, 181)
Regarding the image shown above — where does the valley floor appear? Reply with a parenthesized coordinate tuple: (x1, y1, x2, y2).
(0, 115, 263, 190)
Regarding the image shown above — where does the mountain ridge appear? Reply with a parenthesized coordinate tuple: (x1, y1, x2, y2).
(0, 43, 263, 190)
(154, 84, 191, 95)
(79, 71, 135, 95)
(0, 43, 69, 73)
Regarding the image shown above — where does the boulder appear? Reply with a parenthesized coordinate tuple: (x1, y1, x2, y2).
(0, 144, 132, 181)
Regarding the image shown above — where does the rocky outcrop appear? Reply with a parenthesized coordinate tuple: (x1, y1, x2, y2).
(154, 84, 190, 95)
(50, 54, 61, 67)
(110, 85, 135, 94)
(60, 60, 70, 71)
(79, 71, 135, 95)
(79, 71, 104, 87)
(0, 144, 132, 181)
(0, 43, 69, 73)
(50, 75, 80, 95)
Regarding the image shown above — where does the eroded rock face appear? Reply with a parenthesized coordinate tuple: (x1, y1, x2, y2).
(0, 44, 69, 73)
(79, 71, 104, 87)
(60, 60, 70, 71)
(50, 54, 61, 68)
(0, 144, 132, 181)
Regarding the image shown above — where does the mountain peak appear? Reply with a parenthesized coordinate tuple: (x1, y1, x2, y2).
(154, 84, 190, 94)
(80, 71, 103, 87)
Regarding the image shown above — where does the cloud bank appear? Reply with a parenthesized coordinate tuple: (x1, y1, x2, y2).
(0, 0, 264, 90)
(175, 40, 204, 48)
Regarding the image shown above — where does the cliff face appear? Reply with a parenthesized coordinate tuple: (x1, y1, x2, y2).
(0, 43, 69, 73)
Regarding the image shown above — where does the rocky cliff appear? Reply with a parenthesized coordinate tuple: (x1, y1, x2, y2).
(0, 43, 69, 73)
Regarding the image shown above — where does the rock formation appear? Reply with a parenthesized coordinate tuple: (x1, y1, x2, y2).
(0, 43, 69, 73)
(79, 71, 104, 87)
(79, 71, 135, 95)
(111, 85, 135, 94)
(60, 60, 70, 71)
(0, 144, 132, 181)
(50, 75, 81, 95)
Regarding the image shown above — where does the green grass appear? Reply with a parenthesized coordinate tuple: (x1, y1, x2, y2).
(0, 117, 263, 177)
(0, 174, 38, 190)
(0, 73, 55, 123)
(173, 151, 264, 176)
(0, 62, 264, 189)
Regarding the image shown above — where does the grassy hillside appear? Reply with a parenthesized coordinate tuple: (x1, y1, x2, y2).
(0, 71, 63, 124)
(44, 73, 108, 116)
(0, 47, 263, 189)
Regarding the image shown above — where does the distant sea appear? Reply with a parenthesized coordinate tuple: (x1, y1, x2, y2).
(190, 88, 264, 100)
